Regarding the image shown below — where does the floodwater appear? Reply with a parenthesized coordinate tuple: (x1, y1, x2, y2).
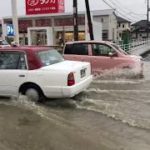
(1, 54, 150, 150)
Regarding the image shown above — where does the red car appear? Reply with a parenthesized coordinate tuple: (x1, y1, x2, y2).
(63, 41, 143, 77)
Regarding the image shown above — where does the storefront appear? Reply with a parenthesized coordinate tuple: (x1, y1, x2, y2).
(2, 14, 87, 46)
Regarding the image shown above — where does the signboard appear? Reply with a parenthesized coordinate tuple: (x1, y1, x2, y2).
(25, 0, 65, 15)
(6, 24, 15, 36)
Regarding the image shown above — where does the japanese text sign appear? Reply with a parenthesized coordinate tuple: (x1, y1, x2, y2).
(25, 0, 64, 15)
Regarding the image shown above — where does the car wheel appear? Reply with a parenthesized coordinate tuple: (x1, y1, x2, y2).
(25, 88, 43, 102)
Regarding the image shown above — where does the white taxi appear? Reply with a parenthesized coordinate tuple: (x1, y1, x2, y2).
(0, 46, 93, 102)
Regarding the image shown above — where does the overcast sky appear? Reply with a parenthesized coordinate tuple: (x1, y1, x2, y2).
(0, 0, 147, 22)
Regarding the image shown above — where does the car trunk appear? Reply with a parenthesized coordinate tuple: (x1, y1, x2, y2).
(41, 60, 91, 85)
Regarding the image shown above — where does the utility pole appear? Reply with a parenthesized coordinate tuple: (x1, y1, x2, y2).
(11, 0, 19, 44)
(85, 0, 94, 40)
(147, 0, 150, 38)
(73, 0, 78, 41)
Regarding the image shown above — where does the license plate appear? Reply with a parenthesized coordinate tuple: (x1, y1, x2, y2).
(80, 68, 86, 78)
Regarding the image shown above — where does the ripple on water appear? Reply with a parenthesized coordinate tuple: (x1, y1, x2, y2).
(75, 62, 150, 130)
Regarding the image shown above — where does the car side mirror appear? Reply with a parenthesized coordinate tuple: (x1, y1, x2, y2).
(108, 51, 118, 57)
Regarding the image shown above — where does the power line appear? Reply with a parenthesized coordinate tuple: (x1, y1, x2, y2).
(115, 10, 137, 22)
(111, 0, 146, 16)
(106, 0, 145, 20)
(101, 0, 115, 10)
(109, 0, 146, 17)
(102, 0, 135, 22)
(102, 0, 146, 22)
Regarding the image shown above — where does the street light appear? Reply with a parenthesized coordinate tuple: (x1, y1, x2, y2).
(11, 0, 19, 44)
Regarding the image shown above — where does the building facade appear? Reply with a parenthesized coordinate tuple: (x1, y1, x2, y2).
(2, 9, 127, 46)
(116, 16, 131, 40)
(131, 20, 150, 39)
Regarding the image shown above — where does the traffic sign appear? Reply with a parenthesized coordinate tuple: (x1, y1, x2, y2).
(6, 24, 15, 36)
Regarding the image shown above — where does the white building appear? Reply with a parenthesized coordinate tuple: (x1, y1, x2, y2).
(2, 9, 127, 46)
(116, 16, 131, 41)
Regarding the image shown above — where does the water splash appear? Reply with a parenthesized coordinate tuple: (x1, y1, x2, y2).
(93, 67, 143, 80)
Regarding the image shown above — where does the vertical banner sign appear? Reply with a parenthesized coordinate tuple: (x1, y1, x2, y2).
(25, 0, 65, 15)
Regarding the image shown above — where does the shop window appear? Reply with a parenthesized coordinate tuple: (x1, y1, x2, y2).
(65, 32, 73, 42)
(61, 32, 85, 43)
(78, 32, 85, 41)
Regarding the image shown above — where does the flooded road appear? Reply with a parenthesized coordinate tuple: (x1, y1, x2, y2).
(1, 54, 150, 150)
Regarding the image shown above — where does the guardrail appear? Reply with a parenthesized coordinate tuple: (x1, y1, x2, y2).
(117, 39, 150, 53)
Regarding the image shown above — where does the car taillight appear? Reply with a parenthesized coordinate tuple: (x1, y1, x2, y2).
(67, 72, 75, 86)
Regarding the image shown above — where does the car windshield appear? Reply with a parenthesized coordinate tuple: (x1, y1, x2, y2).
(37, 50, 64, 66)
(111, 43, 127, 55)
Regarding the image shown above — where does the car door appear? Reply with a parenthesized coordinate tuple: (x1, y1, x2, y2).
(0, 51, 28, 97)
(64, 43, 91, 63)
(89, 43, 123, 73)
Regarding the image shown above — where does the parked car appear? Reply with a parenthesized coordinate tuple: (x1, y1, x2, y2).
(63, 41, 143, 77)
(0, 40, 10, 48)
(0, 46, 92, 102)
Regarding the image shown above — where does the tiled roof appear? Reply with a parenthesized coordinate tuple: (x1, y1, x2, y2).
(132, 20, 148, 27)
(92, 9, 115, 16)
(116, 16, 131, 23)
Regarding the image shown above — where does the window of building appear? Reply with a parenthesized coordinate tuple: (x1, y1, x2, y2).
(65, 32, 85, 42)
(122, 24, 125, 28)
(102, 30, 108, 40)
